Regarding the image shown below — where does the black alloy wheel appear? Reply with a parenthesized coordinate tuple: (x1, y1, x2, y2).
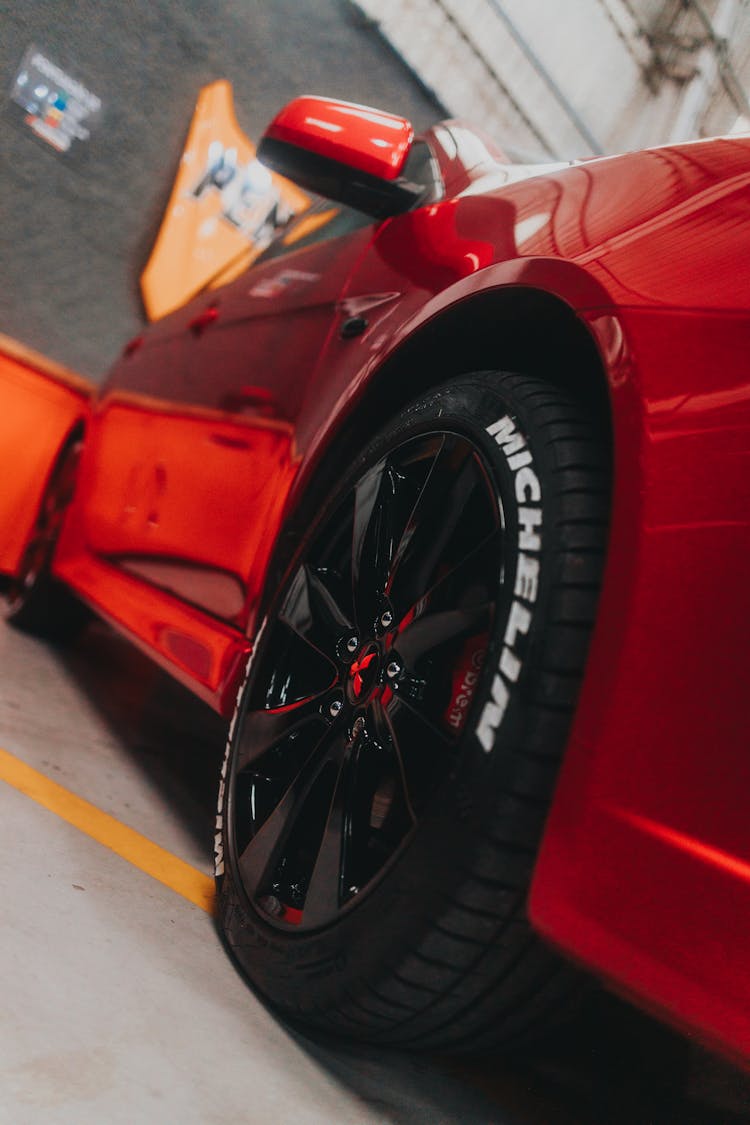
(229, 430, 501, 931)
(217, 373, 609, 1051)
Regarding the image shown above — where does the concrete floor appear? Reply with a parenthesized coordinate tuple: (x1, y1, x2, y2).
(1, 616, 749, 1124)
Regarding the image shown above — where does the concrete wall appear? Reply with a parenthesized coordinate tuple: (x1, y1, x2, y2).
(357, 0, 750, 159)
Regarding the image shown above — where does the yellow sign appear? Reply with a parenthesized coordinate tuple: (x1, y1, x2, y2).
(141, 81, 310, 321)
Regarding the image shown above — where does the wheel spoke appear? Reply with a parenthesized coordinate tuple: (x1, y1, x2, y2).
(237, 782, 303, 901)
(236, 725, 343, 896)
(351, 445, 439, 629)
(382, 697, 454, 810)
(387, 442, 497, 621)
(377, 706, 418, 825)
(301, 756, 349, 926)
(351, 458, 396, 627)
(397, 602, 492, 666)
(303, 731, 406, 923)
(235, 694, 330, 770)
(307, 567, 354, 636)
(252, 620, 338, 713)
(387, 690, 459, 749)
(279, 565, 351, 665)
(405, 529, 501, 620)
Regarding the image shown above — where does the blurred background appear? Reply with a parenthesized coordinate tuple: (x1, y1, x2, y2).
(362, 0, 750, 157)
(1, 0, 749, 377)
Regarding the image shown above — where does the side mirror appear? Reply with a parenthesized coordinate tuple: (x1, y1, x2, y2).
(257, 96, 424, 219)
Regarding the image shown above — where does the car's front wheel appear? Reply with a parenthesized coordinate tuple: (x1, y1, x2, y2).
(216, 372, 609, 1050)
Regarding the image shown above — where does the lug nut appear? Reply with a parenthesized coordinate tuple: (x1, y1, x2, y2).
(386, 660, 401, 679)
(351, 716, 366, 738)
(348, 885, 359, 896)
(329, 699, 343, 719)
(345, 635, 359, 653)
(379, 610, 393, 629)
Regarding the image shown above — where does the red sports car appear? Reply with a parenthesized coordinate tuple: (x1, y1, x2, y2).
(3, 97, 750, 1060)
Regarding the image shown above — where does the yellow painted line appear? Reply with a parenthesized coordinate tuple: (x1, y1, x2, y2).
(0, 745, 215, 913)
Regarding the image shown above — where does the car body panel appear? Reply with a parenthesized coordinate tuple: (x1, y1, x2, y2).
(11, 118, 750, 1061)
(61, 226, 375, 626)
(531, 302, 750, 1064)
(0, 335, 90, 576)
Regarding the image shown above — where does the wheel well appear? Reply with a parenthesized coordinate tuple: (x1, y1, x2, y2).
(311, 286, 611, 499)
(268, 287, 612, 599)
(361, 286, 610, 433)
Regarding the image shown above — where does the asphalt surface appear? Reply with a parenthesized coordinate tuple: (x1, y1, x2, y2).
(0, 0, 443, 378)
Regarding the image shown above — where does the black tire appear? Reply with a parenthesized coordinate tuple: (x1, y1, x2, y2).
(216, 372, 609, 1051)
(3, 435, 89, 642)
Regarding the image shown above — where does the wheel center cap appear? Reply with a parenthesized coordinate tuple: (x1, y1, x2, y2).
(348, 644, 380, 702)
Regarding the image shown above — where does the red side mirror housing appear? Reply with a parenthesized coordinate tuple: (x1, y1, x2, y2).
(258, 96, 423, 218)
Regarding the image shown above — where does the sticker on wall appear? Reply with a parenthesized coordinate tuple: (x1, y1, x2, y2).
(10, 46, 102, 153)
(140, 80, 310, 322)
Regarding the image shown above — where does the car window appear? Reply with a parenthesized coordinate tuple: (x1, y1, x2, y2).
(254, 198, 373, 267)
(254, 141, 442, 267)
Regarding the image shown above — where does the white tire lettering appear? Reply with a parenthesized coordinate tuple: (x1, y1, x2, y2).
(477, 675, 510, 751)
(499, 646, 521, 682)
(504, 600, 532, 648)
(515, 466, 541, 504)
(514, 553, 540, 602)
(507, 449, 532, 471)
(214, 617, 267, 876)
(518, 507, 543, 552)
(478, 412, 543, 753)
(486, 415, 518, 441)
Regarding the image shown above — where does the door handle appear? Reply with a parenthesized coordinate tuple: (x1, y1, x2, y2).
(188, 305, 220, 335)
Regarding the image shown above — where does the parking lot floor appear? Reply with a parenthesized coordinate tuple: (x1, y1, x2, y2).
(1, 616, 749, 1123)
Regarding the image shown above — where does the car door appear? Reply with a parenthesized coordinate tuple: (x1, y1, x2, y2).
(82, 203, 374, 624)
